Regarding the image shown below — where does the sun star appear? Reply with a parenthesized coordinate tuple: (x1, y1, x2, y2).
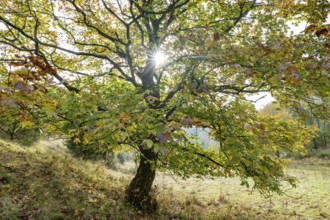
(153, 51, 166, 66)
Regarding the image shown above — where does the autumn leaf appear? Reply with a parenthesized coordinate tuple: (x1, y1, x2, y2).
(14, 81, 31, 95)
(156, 132, 172, 143)
(181, 116, 193, 127)
(119, 112, 131, 124)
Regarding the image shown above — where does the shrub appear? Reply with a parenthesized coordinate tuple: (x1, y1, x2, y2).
(66, 134, 117, 169)
(0, 126, 41, 147)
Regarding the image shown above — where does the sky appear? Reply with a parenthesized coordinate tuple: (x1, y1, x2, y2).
(246, 93, 275, 110)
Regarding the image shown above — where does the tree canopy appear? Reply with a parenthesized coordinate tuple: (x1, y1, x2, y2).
(0, 0, 329, 209)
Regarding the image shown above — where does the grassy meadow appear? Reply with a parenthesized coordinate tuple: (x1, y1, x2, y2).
(0, 139, 329, 219)
(154, 160, 330, 219)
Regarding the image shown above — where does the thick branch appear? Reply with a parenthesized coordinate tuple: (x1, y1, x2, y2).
(0, 15, 133, 83)
(224, 0, 257, 33)
(133, 0, 190, 15)
(69, 0, 126, 45)
(214, 83, 267, 95)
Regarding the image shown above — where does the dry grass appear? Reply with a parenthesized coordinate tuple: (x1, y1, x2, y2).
(0, 140, 139, 219)
(154, 159, 330, 219)
(1, 139, 329, 219)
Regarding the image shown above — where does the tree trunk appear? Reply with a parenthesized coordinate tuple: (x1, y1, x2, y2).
(9, 131, 14, 140)
(125, 148, 158, 210)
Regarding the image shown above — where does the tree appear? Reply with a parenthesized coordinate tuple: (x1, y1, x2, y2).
(261, 102, 330, 151)
(0, 0, 329, 210)
(0, 105, 41, 146)
(260, 103, 292, 120)
(0, 65, 42, 145)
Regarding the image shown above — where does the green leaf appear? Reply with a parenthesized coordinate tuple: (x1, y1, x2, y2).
(141, 139, 153, 149)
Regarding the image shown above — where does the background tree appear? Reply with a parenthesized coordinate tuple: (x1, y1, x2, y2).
(260, 102, 292, 121)
(261, 102, 330, 151)
(0, 0, 329, 210)
(306, 112, 330, 150)
(0, 64, 43, 145)
(0, 105, 41, 146)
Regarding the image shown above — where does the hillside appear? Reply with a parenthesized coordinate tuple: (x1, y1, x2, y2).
(0, 140, 144, 219)
(1, 140, 329, 219)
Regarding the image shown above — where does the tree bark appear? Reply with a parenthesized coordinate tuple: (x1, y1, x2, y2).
(125, 147, 158, 210)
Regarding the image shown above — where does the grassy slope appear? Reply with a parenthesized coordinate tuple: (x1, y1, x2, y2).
(0, 140, 329, 220)
(0, 140, 140, 220)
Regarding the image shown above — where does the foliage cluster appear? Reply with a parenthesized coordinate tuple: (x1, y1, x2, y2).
(261, 102, 330, 155)
(0, 90, 41, 146)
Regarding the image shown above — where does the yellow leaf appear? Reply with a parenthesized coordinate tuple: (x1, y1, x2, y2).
(73, 138, 80, 144)
(119, 112, 131, 124)
(20, 121, 34, 128)
(73, 209, 79, 217)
